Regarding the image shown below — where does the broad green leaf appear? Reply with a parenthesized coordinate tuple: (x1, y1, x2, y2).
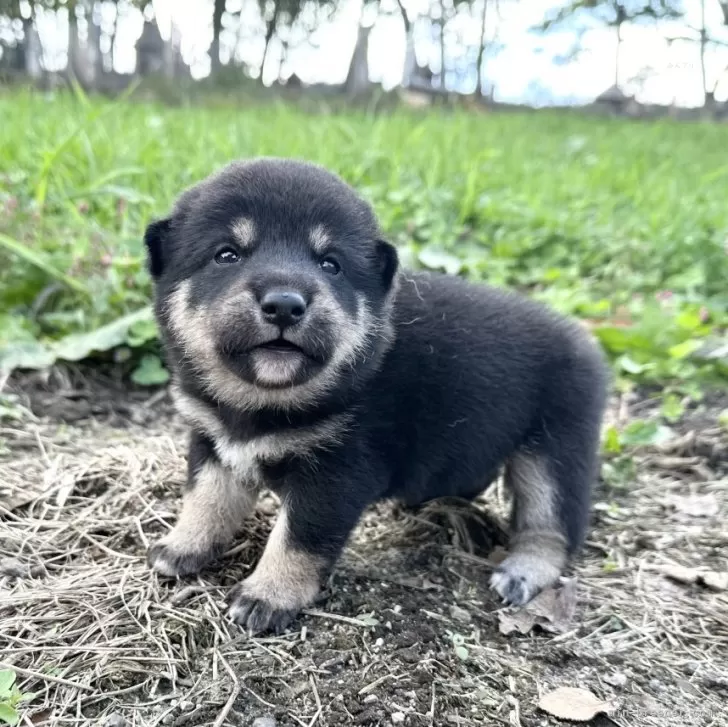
(0, 342, 56, 374)
(593, 327, 635, 354)
(661, 394, 685, 422)
(418, 247, 463, 275)
(0, 704, 18, 726)
(617, 355, 645, 375)
(126, 318, 159, 348)
(668, 339, 702, 360)
(0, 671, 15, 698)
(52, 307, 153, 363)
(621, 420, 674, 447)
(131, 355, 170, 386)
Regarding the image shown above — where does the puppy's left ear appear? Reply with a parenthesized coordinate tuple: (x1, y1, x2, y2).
(376, 239, 399, 290)
(144, 217, 171, 279)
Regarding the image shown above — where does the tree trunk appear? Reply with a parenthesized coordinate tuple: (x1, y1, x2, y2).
(109, 2, 120, 73)
(719, 1, 728, 25)
(260, 7, 280, 85)
(345, 23, 371, 97)
(475, 0, 488, 96)
(277, 39, 288, 84)
(395, 0, 416, 87)
(614, 21, 622, 87)
(700, 0, 709, 106)
(210, 0, 225, 74)
(438, 2, 446, 90)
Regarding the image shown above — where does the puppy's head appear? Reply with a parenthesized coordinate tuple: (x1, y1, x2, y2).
(144, 158, 399, 411)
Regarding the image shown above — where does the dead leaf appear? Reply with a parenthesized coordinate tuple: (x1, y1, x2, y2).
(655, 563, 699, 585)
(665, 493, 719, 518)
(498, 578, 577, 635)
(701, 571, 728, 591)
(449, 604, 472, 624)
(676, 679, 702, 698)
(604, 672, 627, 688)
(487, 546, 508, 566)
(538, 687, 615, 722)
(653, 563, 728, 591)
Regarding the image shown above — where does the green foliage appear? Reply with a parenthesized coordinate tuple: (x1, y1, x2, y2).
(0, 90, 726, 391)
(601, 417, 675, 488)
(131, 354, 170, 386)
(0, 670, 35, 726)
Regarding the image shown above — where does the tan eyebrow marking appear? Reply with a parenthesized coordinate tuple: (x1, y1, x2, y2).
(309, 224, 330, 255)
(231, 217, 256, 247)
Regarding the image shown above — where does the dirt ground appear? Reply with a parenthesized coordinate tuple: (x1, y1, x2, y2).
(1, 369, 727, 727)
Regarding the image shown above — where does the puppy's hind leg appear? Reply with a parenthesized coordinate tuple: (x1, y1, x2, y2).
(148, 432, 259, 577)
(490, 418, 600, 605)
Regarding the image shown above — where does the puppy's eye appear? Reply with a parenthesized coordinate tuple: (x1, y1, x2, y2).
(320, 257, 341, 275)
(215, 247, 241, 265)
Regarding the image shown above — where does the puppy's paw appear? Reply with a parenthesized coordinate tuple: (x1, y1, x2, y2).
(227, 575, 318, 635)
(147, 536, 221, 578)
(227, 584, 298, 635)
(490, 552, 562, 606)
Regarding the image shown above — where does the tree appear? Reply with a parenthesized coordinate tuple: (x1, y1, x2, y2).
(393, 0, 418, 85)
(255, 0, 337, 85)
(474, 0, 488, 96)
(540, 1, 684, 88)
(663, 1, 728, 106)
(210, 0, 225, 74)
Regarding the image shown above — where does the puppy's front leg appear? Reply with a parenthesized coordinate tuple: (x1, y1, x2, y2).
(148, 432, 259, 577)
(228, 471, 373, 634)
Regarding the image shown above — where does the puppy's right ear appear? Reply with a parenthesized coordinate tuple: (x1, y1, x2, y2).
(144, 218, 171, 279)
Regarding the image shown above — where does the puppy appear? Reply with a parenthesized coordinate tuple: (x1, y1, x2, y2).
(144, 158, 608, 634)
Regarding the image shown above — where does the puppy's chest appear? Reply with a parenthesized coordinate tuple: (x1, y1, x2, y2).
(172, 388, 349, 485)
(211, 431, 300, 486)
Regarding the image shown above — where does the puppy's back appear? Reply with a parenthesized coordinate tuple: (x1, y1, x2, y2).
(369, 270, 607, 504)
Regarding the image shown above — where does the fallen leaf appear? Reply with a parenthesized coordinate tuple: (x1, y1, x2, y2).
(676, 679, 702, 698)
(604, 672, 628, 687)
(449, 604, 472, 624)
(701, 571, 728, 591)
(665, 493, 720, 518)
(487, 546, 508, 566)
(498, 578, 577, 635)
(653, 564, 728, 590)
(655, 563, 699, 585)
(538, 687, 615, 722)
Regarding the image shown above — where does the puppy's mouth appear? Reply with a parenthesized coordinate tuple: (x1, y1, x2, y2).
(255, 338, 304, 355)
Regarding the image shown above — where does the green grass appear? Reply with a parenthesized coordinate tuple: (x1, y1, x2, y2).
(1, 88, 727, 393)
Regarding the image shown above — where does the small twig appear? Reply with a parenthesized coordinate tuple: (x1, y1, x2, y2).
(428, 681, 436, 722)
(302, 608, 377, 628)
(308, 674, 322, 727)
(213, 652, 241, 727)
(358, 673, 402, 695)
(143, 388, 168, 409)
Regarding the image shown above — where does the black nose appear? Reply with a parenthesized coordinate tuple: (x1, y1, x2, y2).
(260, 290, 307, 328)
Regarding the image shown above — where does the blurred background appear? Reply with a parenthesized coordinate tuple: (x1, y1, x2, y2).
(3, 0, 728, 113)
(0, 1, 726, 407)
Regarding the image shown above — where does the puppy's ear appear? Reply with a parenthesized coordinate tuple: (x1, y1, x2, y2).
(376, 239, 399, 290)
(144, 218, 171, 279)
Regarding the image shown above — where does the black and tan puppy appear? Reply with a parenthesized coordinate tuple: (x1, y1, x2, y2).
(144, 158, 608, 634)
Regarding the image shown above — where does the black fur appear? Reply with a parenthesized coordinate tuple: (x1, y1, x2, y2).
(144, 158, 609, 634)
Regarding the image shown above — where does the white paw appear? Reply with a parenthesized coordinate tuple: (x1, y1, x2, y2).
(490, 552, 562, 606)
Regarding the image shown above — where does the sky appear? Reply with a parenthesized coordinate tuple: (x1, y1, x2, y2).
(26, 0, 728, 107)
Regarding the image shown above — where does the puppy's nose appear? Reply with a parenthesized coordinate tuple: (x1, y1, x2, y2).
(260, 290, 307, 328)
